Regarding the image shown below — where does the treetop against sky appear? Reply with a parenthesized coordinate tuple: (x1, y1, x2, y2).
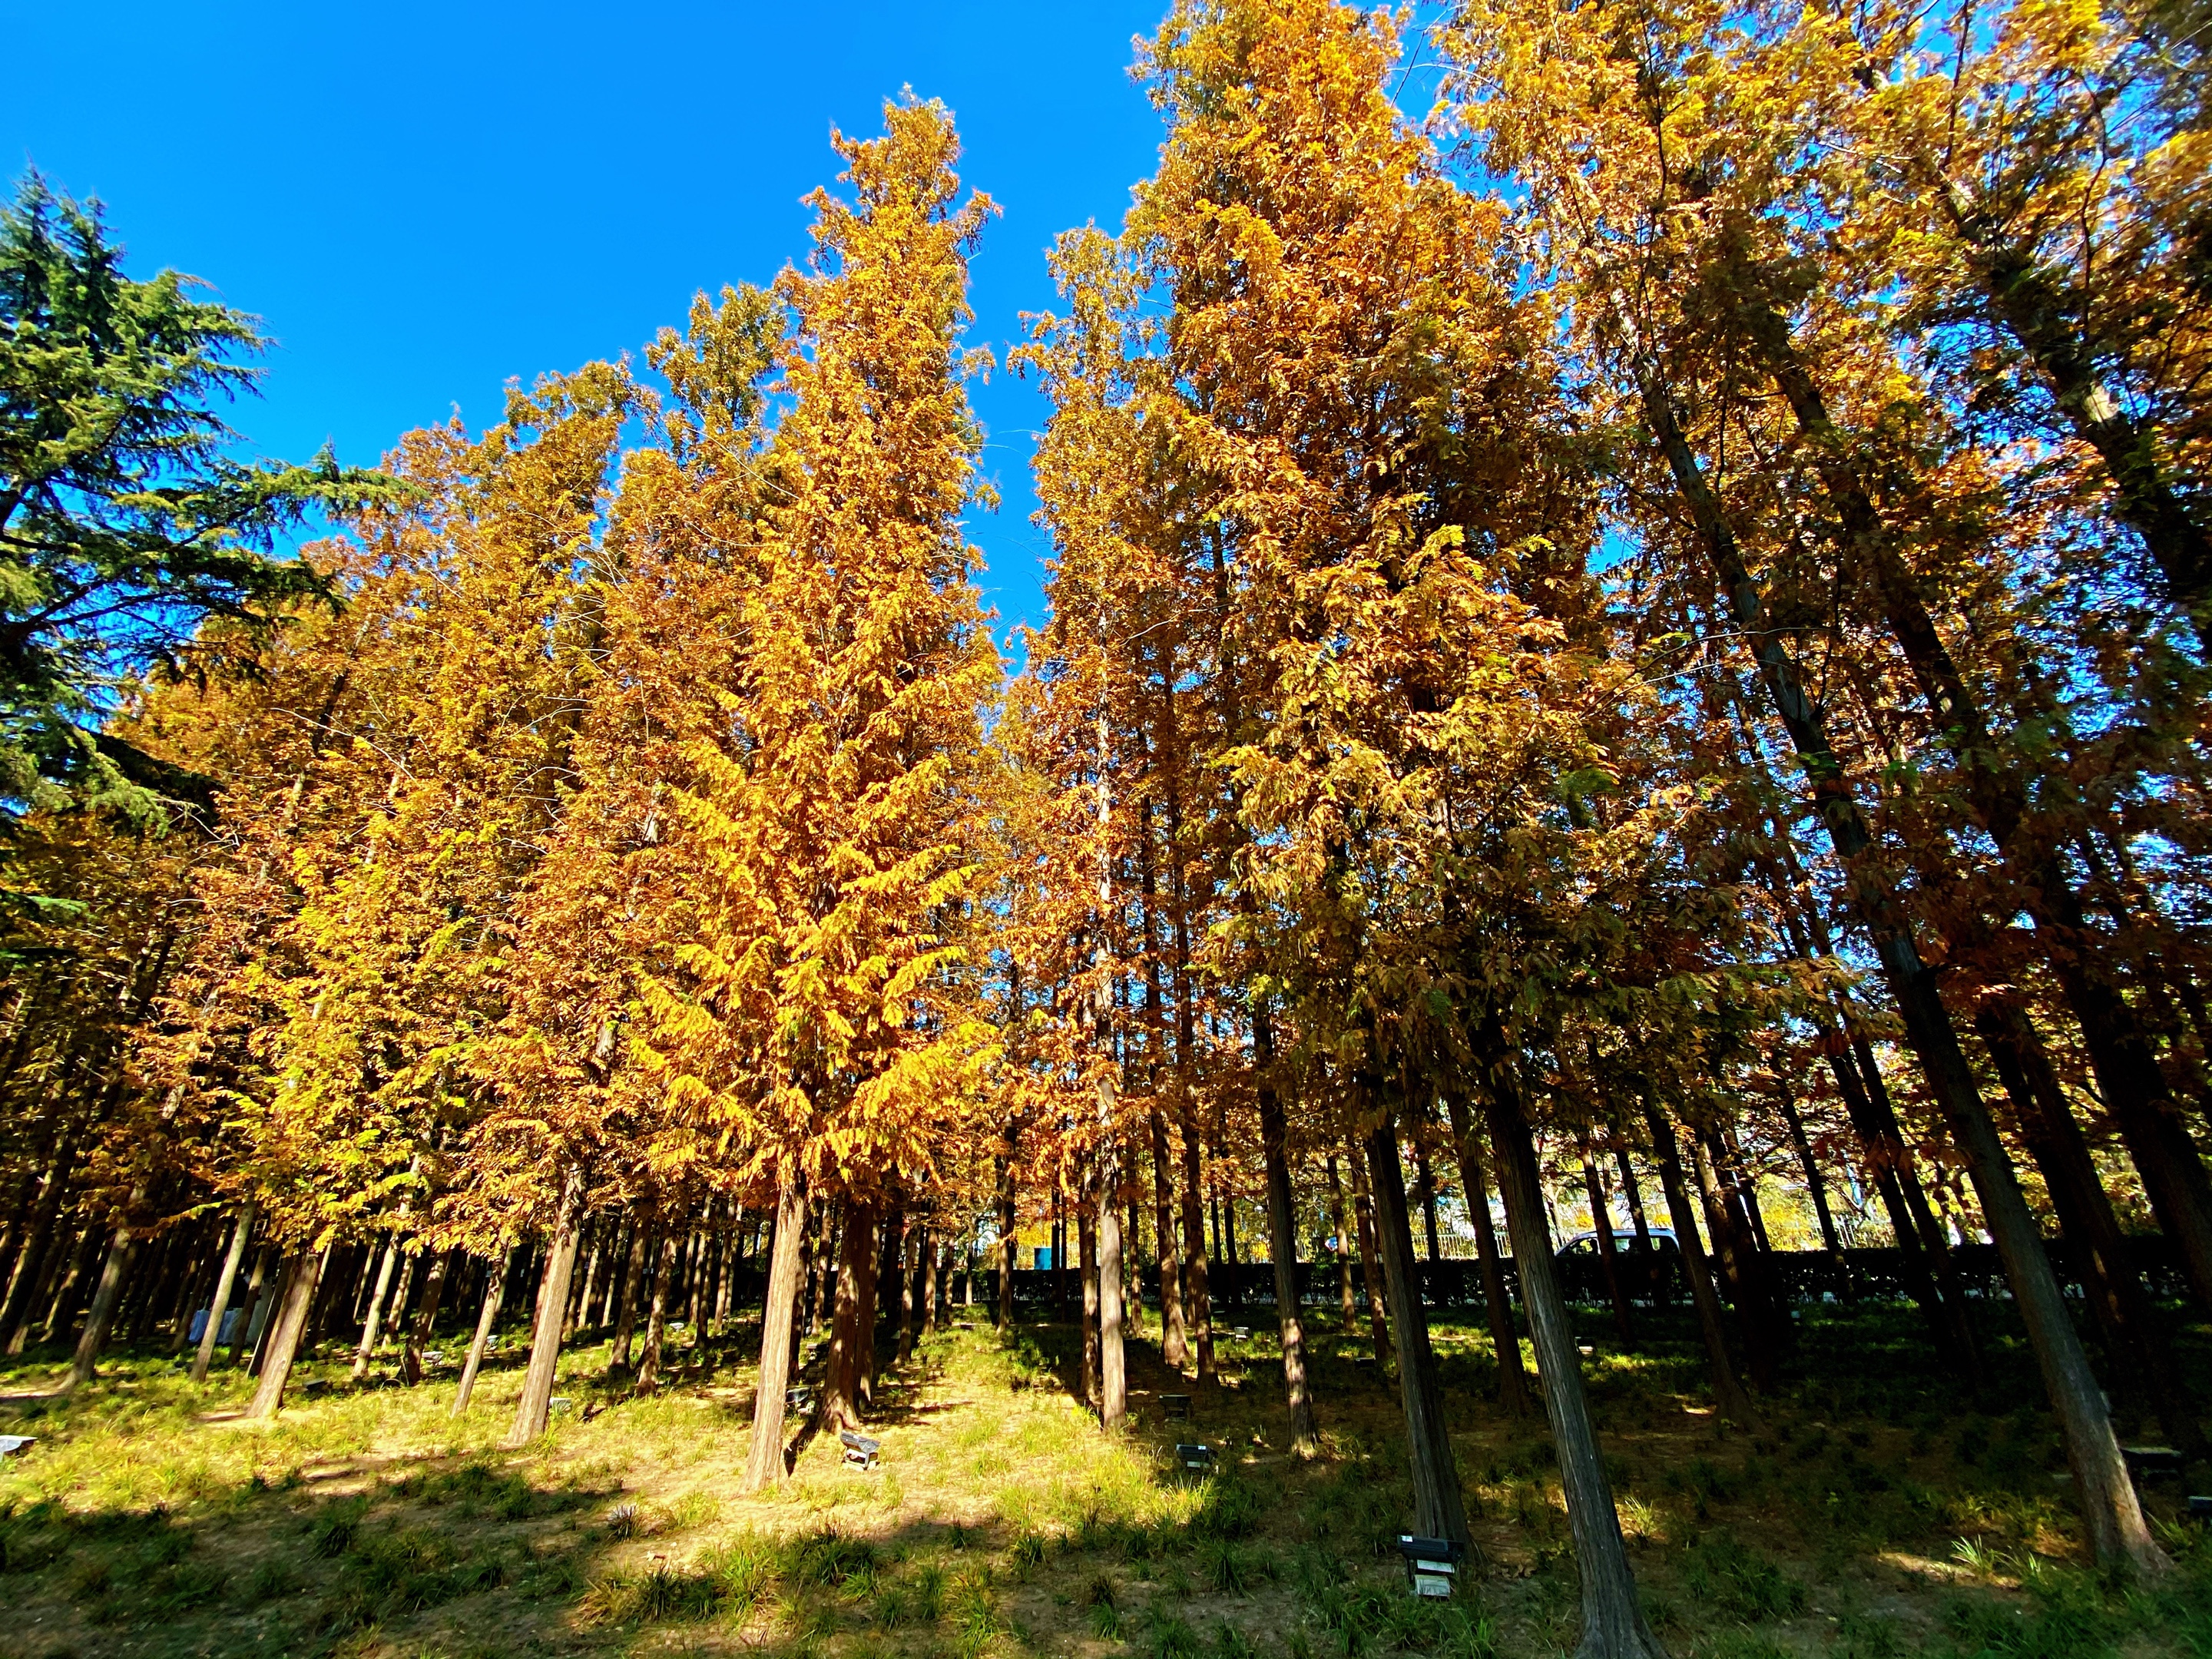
(1, 0, 1177, 638)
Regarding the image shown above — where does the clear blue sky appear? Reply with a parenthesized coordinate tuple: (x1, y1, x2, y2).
(5, 1, 1174, 637)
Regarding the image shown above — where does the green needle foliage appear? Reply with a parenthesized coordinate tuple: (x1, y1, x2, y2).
(0, 170, 406, 817)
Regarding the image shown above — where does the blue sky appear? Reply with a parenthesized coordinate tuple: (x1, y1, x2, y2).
(5, 1, 1174, 638)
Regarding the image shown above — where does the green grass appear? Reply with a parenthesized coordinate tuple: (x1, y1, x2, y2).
(0, 1303, 2205, 1658)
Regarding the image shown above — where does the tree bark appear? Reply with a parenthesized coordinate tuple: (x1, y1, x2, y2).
(452, 1245, 512, 1416)
(1774, 1088, 1851, 1294)
(352, 1236, 403, 1381)
(1581, 1149, 1635, 1344)
(402, 1248, 452, 1385)
(743, 1169, 806, 1492)
(246, 1249, 323, 1419)
(1445, 1094, 1531, 1416)
(65, 1211, 141, 1389)
(504, 1167, 585, 1448)
(1326, 1155, 1357, 1330)
(1179, 1090, 1214, 1382)
(823, 1196, 877, 1432)
(1253, 1008, 1315, 1452)
(1363, 1107, 1469, 1544)
(637, 1226, 681, 1395)
(611, 1218, 651, 1372)
(191, 1200, 256, 1382)
(1482, 1032, 1667, 1659)
(1348, 1137, 1392, 1364)
(1079, 1194, 1100, 1409)
(996, 1147, 1018, 1331)
(1639, 1099, 1758, 1425)
(1098, 1152, 1128, 1430)
(1153, 1110, 1187, 1366)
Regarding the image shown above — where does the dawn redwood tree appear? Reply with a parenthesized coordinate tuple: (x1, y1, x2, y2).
(644, 95, 1001, 1483)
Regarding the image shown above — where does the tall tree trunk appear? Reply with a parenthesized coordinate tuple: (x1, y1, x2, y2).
(1098, 1156, 1128, 1430)
(66, 1204, 142, 1389)
(1688, 1135, 1783, 1392)
(1774, 1087, 1851, 1296)
(1445, 1094, 1530, 1415)
(1253, 1008, 1316, 1452)
(896, 1209, 916, 1363)
(1363, 1107, 1469, 1541)
(1640, 1099, 1758, 1425)
(246, 1249, 323, 1419)
(997, 1147, 1018, 1331)
(1180, 1099, 1214, 1382)
(859, 1206, 886, 1406)
(1581, 1149, 1635, 1344)
(611, 1219, 652, 1372)
(1326, 1155, 1357, 1330)
(1480, 1030, 1667, 1659)
(231, 1244, 273, 1362)
(743, 1169, 806, 1493)
(505, 1167, 585, 1449)
(1153, 1111, 1187, 1366)
(1348, 1137, 1392, 1363)
(191, 1200, 256, 1382)
(1079, 1195, 1100, 1409)
(1978, 998, 2210, 1461)
(1614, 1146, 1661, 1303)
(1640, 366, 2159, 1561)
(452, 1245, 512, 1416)
(402, 1249, 452, 1385)
(352, 1236, 404, 1381)
(823, 1197, 876, 1432)
(637, 1227, 681, 1396)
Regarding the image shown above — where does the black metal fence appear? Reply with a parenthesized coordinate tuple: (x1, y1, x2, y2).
(985, 1235, 2190, 1316)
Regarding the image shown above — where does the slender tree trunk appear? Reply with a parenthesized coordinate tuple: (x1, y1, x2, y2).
(191, 1200, 256, 1382)
(1688, 1135, 1782, 1392)
(1582, 1149, 1635, 1344)
(1348, 1137, 1392, 1363)
(1446, 1094, 1531, 1416)
(1614, 1147, 1660, 1303)
(1481, 1031, 1667, 1659)
(1180, 1100, 1214, 1382)
(896, 1210, 916, 1363)
(1978, 997, 2210, 1461)
(1640, 1100, 1757, 1425)
(1775, 1088, 1850, 1295)
(1098, 1154, 1128, 1430)
(402, 1249, 452, 1385)
(743, 1169, 806, 1493)
(858, 1206, 885, 1406)
(1153, 1111, 1187, 1366)
(1326, 1155, 1357, 1330)
(1363, 1107, 1469, 1542)
(1079, 1196, 1100, 1409)
(1254, 1008, 1315, 1451)
(637, 1227, 681, 1396)
(505, 1167, 585, 1448)
(998, 1149, 1018, 1330)
(247, 1250, 323, 1419)
(822, 1197, 877, 1432)
(611, 1219, 651, 1372)
(66, 1207, 142, 1389)
(452, 1246, 512, 1416)
(353, 1236, 403, 1381)
(231, 1244, 273, 1362)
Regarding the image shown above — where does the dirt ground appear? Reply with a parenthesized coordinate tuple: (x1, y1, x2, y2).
(0, 1298, 2206, 1659)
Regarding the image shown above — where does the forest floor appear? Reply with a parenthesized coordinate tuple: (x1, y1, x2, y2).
(0, 1300, 2207, 1659)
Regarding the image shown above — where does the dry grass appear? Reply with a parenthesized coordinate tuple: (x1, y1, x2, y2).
(0, 1300, 2207, 1659)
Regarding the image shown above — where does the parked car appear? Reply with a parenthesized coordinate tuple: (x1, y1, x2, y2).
(1553, 1228, 1683, 1303)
